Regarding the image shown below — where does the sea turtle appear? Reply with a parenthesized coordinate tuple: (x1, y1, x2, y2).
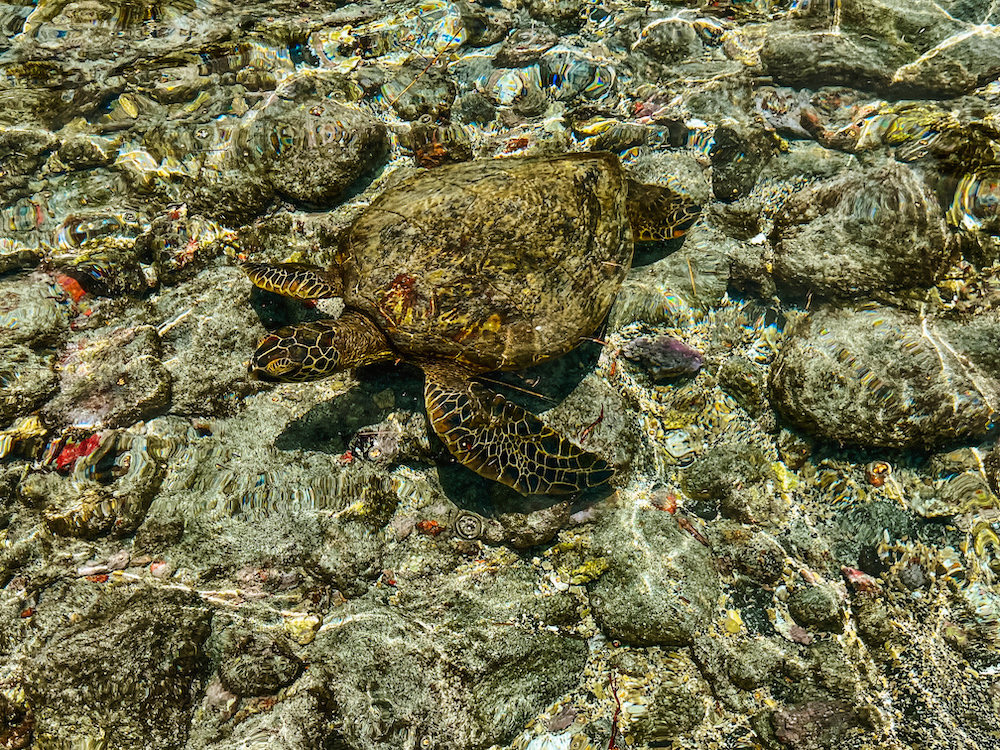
(244, 152, 699, 494)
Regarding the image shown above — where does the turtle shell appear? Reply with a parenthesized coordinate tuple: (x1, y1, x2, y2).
(336, 152, 632, 371)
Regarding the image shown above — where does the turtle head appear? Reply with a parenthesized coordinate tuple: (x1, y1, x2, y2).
(625, 180, 702, 242)
(249, 313, 394, 382)
(249, 325, 340, 382)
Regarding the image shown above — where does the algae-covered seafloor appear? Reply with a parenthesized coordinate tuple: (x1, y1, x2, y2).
(2, 1, 1000, 748)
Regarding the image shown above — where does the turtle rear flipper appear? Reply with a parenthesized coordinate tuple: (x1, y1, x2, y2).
(626, 180, 701, 242)
(423, 365, 614, 495)
(243, 262, 342, 300)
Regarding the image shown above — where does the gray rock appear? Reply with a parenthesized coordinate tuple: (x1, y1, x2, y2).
(382, 59, 457, 121)
(24, 431, 165, 538)
(892, 27, 1000, 96)
(0, 127, 58, 204)
(455, 91, 496, 125)
(787, 583, 844, 633)
(938, 309, 1000, 383)
(588, 508, 721, 645)
(839, 0, 966, 56)
(217, 628, 302, 696)
(55, 134, 117, 170)
(0, 344, 57, 426)
(769, 305, 996, 447)
(154, 266, 266, 417)
(728, 529, 788, 585)
(493, 26, 559, 68)
(608, 225, 730, 327)
(246, 96, 388, 205)
(711, 124, 776, 203)
(771, 161, 952, 299)
(760, 23, 908, 91)
(42, 325, 171, 429)
(186, 670, 331, 749)
(455, 1, 512, 47)
(632, 19, 704, 63)
(682, 442, 779, 523)
(852, 596, 894, 647)
(524, 0, 587, 33)
(726, 637, 790, 691)
(772, 699, 872, 750)
(311, 519, 386, 598)
(0, 278, 68, 349)
(631, 649, 712, 743)
(718, 355, 768, 418)
(137, 207, 240, 287)
(22, 587, 212, 750)
(312, 565, 588, 749)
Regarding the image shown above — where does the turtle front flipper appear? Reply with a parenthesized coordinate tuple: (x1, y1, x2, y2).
(626, 180, 701, 242)
(243, 262, 342, 300)
(422, 365, 614, 495)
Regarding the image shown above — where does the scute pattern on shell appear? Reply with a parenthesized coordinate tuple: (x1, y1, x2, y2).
(337, 153, 632, 371)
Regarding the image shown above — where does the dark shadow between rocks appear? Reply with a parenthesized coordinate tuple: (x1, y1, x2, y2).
(249, 286, 331, 331)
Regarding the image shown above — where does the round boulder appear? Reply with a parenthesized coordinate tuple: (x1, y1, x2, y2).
(771, 160, 952, 299)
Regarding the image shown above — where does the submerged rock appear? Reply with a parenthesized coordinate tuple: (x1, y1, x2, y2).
(760, 25, 907, 91)
(787, 583, 844, 634)
(632, 18, 704, 63)
(892, 27, 1000, 96)
(771, 161, 952, 299)
(245, 95, 388, 205)
(0, 279, 68, 349)
(588, 507, 721, 646)
(0, 345, 57, 426)
(42, 325, 171, 429)
(769, 305, 996, 447)
(216, 627, 302, 697)
(493, 26, 559, 68)
(631, 650, 712, 744)
(311, 564, 588, 749)
(22, 587, 212, 749)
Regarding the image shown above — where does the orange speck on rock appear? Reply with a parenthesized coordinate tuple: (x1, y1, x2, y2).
(841, 566, 882, 596)
(416, 519, 444, 536)
(651, 491, 677, 513)
(55, 272, 88, 303)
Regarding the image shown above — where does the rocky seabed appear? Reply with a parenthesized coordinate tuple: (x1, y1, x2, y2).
(2, 0, 1000, 748)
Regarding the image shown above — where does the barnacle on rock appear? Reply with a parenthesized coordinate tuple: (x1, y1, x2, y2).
(454, 511, 484, 540)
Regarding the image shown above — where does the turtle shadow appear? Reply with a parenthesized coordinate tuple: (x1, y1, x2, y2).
(273, 362, 424, 456)
(436, 463, 615, 517)
(272, 341, 612, 515)
(249, 287, 329, 331)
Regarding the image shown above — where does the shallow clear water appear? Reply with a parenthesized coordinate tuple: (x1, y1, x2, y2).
(2, 1, 1000, 749)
